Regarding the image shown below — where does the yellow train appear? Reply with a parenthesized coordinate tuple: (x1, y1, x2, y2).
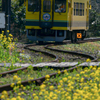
(24, 0, 91, 43)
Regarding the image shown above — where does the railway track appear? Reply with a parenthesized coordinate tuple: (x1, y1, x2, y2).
(0, 37, 100, 93)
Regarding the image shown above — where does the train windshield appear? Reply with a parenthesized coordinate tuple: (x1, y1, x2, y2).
(55, 0, 66, 13)
(28, 0, 39, 12)
(43, 0, 51, 12)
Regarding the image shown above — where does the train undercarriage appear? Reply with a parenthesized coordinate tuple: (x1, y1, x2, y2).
(27, 29, 86, 43)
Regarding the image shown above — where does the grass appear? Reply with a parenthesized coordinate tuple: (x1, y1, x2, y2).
(51, 41, 100, 60)
(0, 65, 100, 100)
(0, 66, 57, 86)
(29, 46, 87, 63)
(0, 65, 21, 73)
(0, 31, 100, 100)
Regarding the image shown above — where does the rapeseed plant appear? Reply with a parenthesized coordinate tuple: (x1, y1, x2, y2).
(0, 31, 20, 64)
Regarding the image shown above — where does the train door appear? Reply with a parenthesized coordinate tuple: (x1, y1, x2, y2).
(68, 0, 72, 30)
(53, 0, 67, 30)
(39, 0, 53, 28)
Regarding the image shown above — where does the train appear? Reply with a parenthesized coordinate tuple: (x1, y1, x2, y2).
(25, 0, 91, 43)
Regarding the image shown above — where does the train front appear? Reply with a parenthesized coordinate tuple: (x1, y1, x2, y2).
(25, 0, 68, 42)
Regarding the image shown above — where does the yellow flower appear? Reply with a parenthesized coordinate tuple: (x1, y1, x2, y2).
(40, 84, 46, 89)
(83, 86, 89, 90)
(64, 69, 67, 73)
(76, 74, 79, 77)
(17, 77, 21, 81)
(56, 90, 60, 94)
(45, 75, 50, 79)
(0, 95, 5, 99)
(68, 83, 71, 87)
(93, 67, 96, 70)
(67, 96, 71, 99)
(59, 80, 63, 83)
(22, 86, 26, 90)
(21, 92, 24, 95)
(41, 89, 45, 92)
(10, 83, 15, 87)
(53, 96, 57, 100)
(17, 81, 21, 85)
(80, 78, 84, 82)
(49, 92, 54, 97)
(32, 93, 36, 96)
(34, 96, 39, 100)
(9, 34, 13, 37)
(11, 97, 16, 100)
(13, 75, 18, 81)
(18, 93, 21, 96)
(86, 58, 91, 62)
(44, 95, 48, 98)
(2, 90, 8, 96)
(39, 92, 42, 95)
(49, 85, 54, 90)
(44, 91, 48, 95)
(8, 37, 11, 42)
(62, 77, 67, 82)
(57, 85, 61, 89)
(17, 96, 22, 100)
(89, 66, 93, 69)
(58, 70, 61, 74)
(41, 57, 43, 59)
(7, 30, 9, 33)
(22, 50, 24, 53)
(2, 31, 4, 33)
(68, 76, 72, 79)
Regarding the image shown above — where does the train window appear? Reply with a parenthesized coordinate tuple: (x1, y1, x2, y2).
(55, 0, 66, 13)
(74, 2, 84, 16)
(80, 3, 84, 16)
(28, 0, 39, 12)
(82, 3, 84, 16)
(43, 0, 51, 12)
(76, 3, 79, 15)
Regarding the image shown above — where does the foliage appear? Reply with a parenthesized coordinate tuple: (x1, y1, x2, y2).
(0, 31, 20, 63)
(89, 0, 100, 36)
(11, 0, 26, 38)
(0, 64, 100, 100)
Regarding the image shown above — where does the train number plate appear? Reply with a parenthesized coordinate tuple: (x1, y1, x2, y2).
(77, 33, 82, 38)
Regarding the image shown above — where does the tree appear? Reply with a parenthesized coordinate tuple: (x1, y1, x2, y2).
(11, 0, 26, 38)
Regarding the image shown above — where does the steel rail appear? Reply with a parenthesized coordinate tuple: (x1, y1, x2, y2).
(45, 45, 97, 62)
(0, 41, 98, 93)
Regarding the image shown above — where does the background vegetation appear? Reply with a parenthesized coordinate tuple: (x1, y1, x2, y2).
(89, 0, 100, 37)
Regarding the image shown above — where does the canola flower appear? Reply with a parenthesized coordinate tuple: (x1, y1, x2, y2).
(1, 57, 100, 100)
(7, 30, 9, 33)
(86, 58, 91, 62)
(10, 83, 15, 88)
(45, 74, 50, 79)
(49, 85, 54, 90)
(58, 70, 61, 74)
(40, 84, 46, 90)
(0, 31, 20, 63)
(13, 75, 18, 81)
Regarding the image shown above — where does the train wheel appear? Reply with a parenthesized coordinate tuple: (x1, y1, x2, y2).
(81, 31, 86, 40)
(38, 41, 43, 44)
(71, 32, 77, 43)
